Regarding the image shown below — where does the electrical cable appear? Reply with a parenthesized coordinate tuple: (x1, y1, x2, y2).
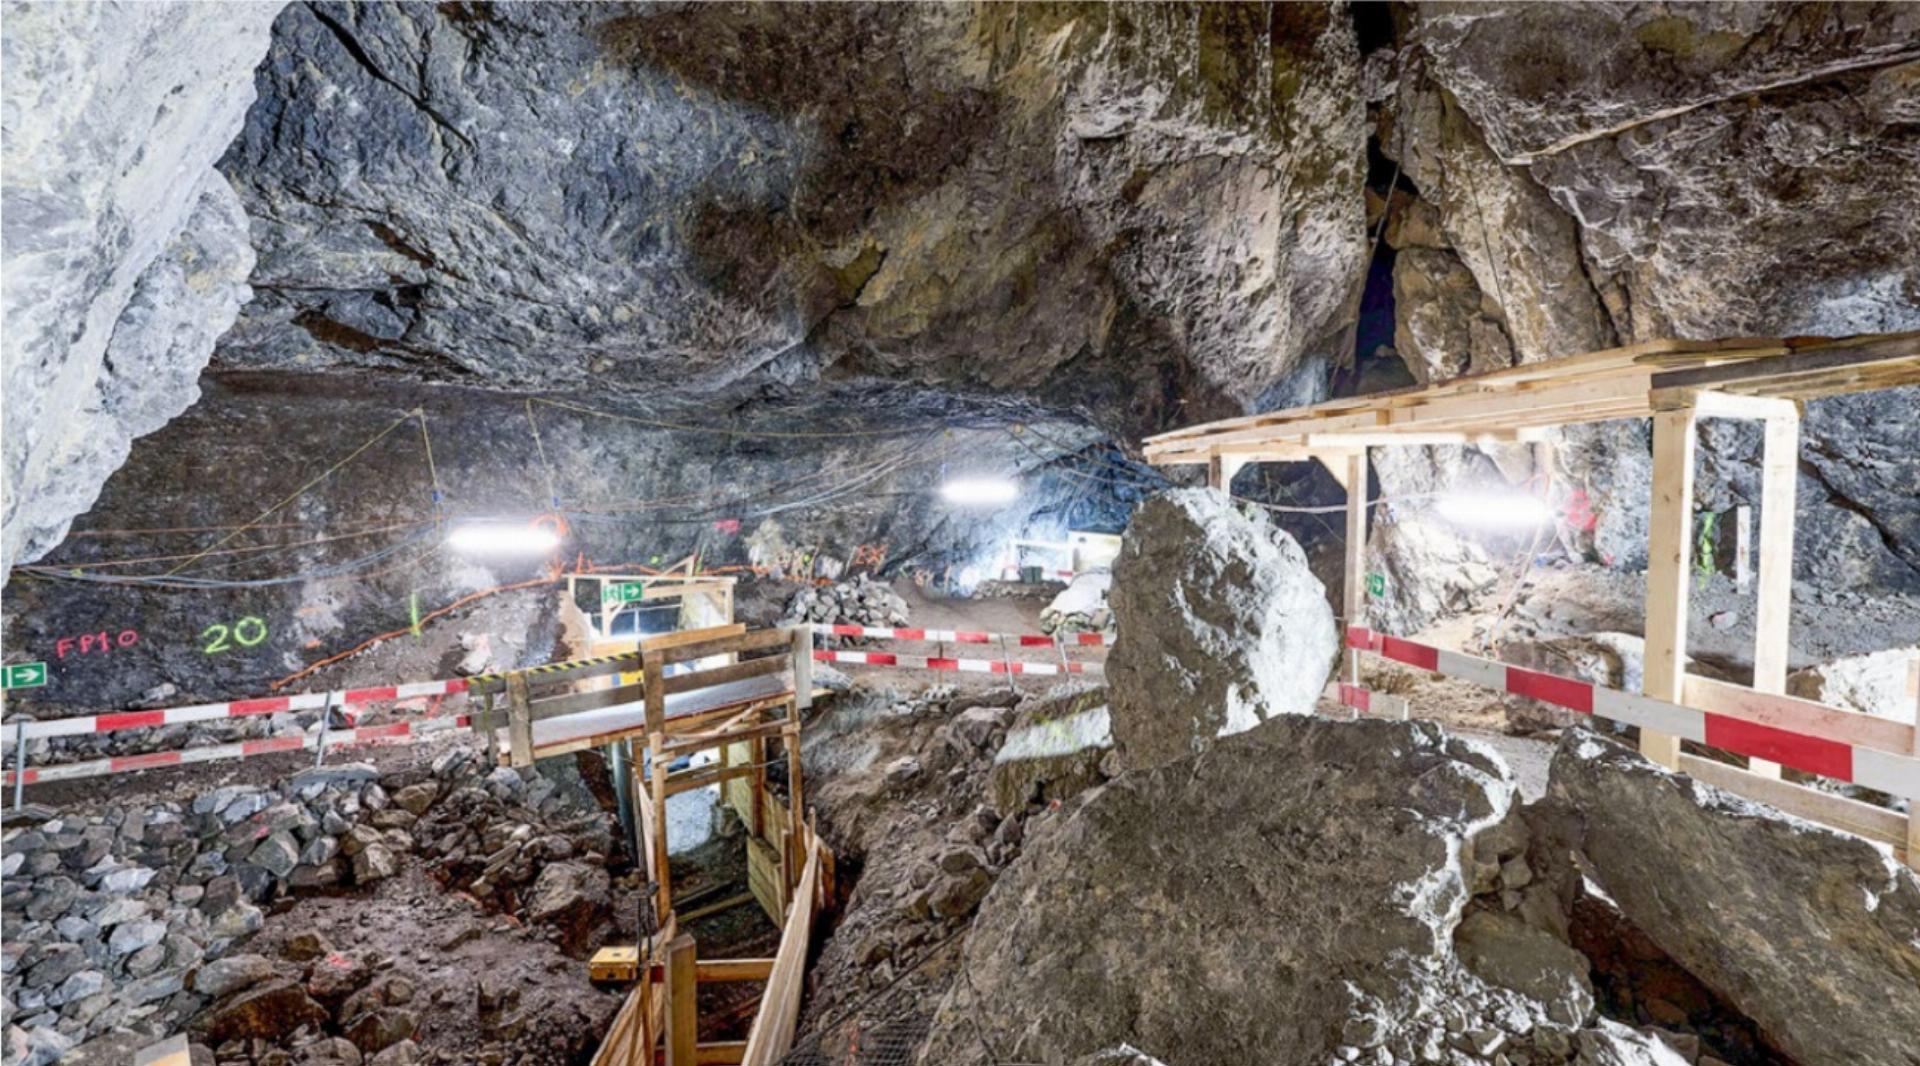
(159, 409, 421, 576)
(530, 396, 928, 440)
(525, 398, 564, 511)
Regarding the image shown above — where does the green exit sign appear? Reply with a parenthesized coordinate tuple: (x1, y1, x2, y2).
(602, 582, 646, 604)
(1365, 572, 1386, 599)
(2, 661, 48, 690)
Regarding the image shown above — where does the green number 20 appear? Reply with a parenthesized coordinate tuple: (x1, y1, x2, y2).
(202, 616, 269, 655)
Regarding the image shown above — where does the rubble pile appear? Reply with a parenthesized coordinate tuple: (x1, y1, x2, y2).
(786, 574, 910, 629)
(1038, 572, 1113, 635)
(0, 746, 617, 1065)
(794, 685, 1039, 1045)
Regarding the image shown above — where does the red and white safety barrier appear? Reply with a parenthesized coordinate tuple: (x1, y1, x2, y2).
(3, 677, 470, 743)
(3, 713, 473, 787)
(1345, 627, 1920, 801)
(813, 649, 1101, 677)
(813, 623, 1112, 647)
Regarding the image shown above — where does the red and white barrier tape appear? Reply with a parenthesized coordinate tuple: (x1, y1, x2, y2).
(813, 649, 1101, 677)
(814, 623, 1112, 647)
(1345, 627, 1920, 800)
(2, 713, 473, 787)
(3, 677, 470, 743)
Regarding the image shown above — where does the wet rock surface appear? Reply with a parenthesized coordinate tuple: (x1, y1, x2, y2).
(1107, 489, 1338, 769)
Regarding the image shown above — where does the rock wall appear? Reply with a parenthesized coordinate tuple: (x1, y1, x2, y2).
(212, 2, 1366, 427)
(1, 1, 282, 574)
(1368, 4, 1920, 630)
(0, 373, 1103, 720)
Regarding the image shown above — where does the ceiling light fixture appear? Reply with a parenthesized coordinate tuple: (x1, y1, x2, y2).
(939, 477, 1019, 507)
(1433, 492, 1554, 531)
(447, 521, 563, 556)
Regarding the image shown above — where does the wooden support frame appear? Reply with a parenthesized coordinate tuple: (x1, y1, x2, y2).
(1340, 451, 1369, 683)
(1640, 408, 1697, 769)
(1143, 332, 1920, 873)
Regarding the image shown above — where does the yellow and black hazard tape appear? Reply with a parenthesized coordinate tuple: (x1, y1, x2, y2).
(466, 650, 644, 693)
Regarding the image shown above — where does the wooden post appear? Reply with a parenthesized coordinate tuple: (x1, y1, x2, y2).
(665, 934, 698, 1066)
(1908, 658, 1918, 873)
(790, 626, 813, 712)
(1748, 410, 1799, 778)
(783, 718, 805, 891)
(506, 673, 535, 768)
(1642, 408, 1698, 769)
(1733, 504, 1752, 592)
(649, 731, 672, 920)
(1342, 450, 1369, 683)
(1207, 451, 1247, 492)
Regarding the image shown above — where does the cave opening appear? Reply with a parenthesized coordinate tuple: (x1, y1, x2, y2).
(4, 5, 1918, 1066)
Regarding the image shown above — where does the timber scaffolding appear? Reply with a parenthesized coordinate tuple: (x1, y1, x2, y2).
(1144, 330, 1920, 870)
(466, 602, 834, 1066)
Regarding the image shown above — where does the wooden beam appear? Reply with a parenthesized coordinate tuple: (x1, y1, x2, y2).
(1909, 658, 1919, 874)
(1206, 452, 1249, 491)
(1665, 389, 1801, 421)
(1343, 451, 1368, 683)
(506, 673, 535, 768)
(660, 654, 790, 696)
(661, 717, 788, 761)
(740, 842, 821, 1066)
(665, 935, 698, 1066)
(1682, 674, 1915, 756)
(784, 720, 806, 891)
(790, 626, 813, 712)
(665, 763, 759, 798)
(1679, 754, 1907, 863)
(1642, 408, 1697, 769)
(649, 731, 672, 920)
(1748, 411, 1799, 778)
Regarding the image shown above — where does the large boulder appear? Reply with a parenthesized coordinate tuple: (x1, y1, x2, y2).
(523, 861, 611, 957)
(921, 715, 1643, 1065)
(1541, 733, 1920, 1066)
(1788, 645, 1919, 724)
(1106, 489, 1337, 769)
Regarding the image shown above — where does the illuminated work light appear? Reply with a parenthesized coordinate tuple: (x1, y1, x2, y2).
(939, 477, 1019, 507)
(1433, 492, 1554, 531)
(447, 521, 562, 556)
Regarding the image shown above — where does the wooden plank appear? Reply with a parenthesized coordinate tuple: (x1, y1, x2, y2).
(1749, 411, 1799, 779)
(662, 717, 788, 760)
(666, 762, 759, 798)
(649, 731, 671, 920)
(532, 680, 647, 722)
(666, 935, 698, 1066)
(1641, 408, 1697, 769)
(661, 654, 790, 696)
(784, 721, 806, 891)
(747, 837, 786, 928)
(641, 623, 746, 654)
(1678, 754, 1907, 862)
(1649, 332, 1920, 393)
(506, 673, 535, 768)
(1659, 389, 1801, 421)
(1680, 675, 1913, 756)
(740, 842, 821, 1066)
(1343, 451, 1368, 683)
(641, 957, 774, 983)
(1206, 452, 1248, 490)
(790, 627, 813, 713)
(656, 628, 795, 668)
(1909, 657, 1919, 874)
